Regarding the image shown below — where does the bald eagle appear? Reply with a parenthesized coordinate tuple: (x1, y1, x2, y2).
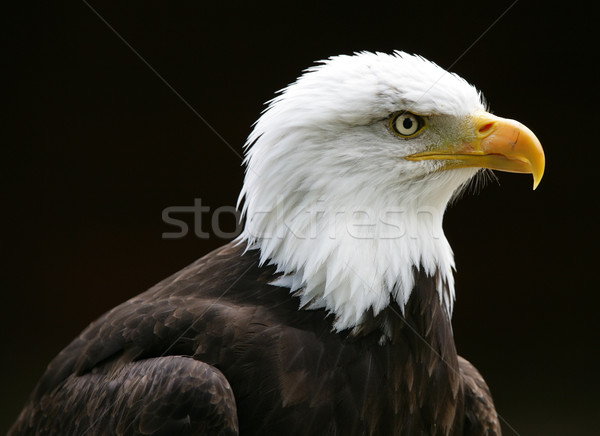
(10, 51, 544, 436)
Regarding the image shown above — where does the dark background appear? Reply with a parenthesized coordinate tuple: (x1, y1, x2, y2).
(3, 1, 597, 434)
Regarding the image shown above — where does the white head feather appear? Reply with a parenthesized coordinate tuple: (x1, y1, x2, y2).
(238, 51, 486, 331)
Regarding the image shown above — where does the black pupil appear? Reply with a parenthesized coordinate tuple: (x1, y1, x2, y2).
(402, 117, 414, 130)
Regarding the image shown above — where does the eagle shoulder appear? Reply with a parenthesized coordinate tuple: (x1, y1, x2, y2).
(10, 356, 238, 435)
(458, 355, 501, 436)
(10, 243, 261, 435)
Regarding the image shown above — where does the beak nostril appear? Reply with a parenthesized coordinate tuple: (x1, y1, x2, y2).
(479, 122, 495, 134)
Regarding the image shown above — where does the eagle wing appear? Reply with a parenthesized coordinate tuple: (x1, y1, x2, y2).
(9, 244, 252, 436)
(10, 242, 346, 435)
(458, 356, 502, 436)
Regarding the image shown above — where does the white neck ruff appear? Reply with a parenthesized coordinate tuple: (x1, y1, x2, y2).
(239, 168, 475, 331)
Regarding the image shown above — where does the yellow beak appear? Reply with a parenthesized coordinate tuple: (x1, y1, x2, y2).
(406, 111, 545, 189)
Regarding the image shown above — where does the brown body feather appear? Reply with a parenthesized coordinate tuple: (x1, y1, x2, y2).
(10, 242, 500, 435)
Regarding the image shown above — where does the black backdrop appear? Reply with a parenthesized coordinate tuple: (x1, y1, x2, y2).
(3, 2, 597, 434)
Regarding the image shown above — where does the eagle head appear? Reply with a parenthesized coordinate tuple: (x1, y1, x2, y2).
(239, 51, 544, 330)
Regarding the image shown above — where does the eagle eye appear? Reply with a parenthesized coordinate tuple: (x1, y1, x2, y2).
(390, 112, 425, 138)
